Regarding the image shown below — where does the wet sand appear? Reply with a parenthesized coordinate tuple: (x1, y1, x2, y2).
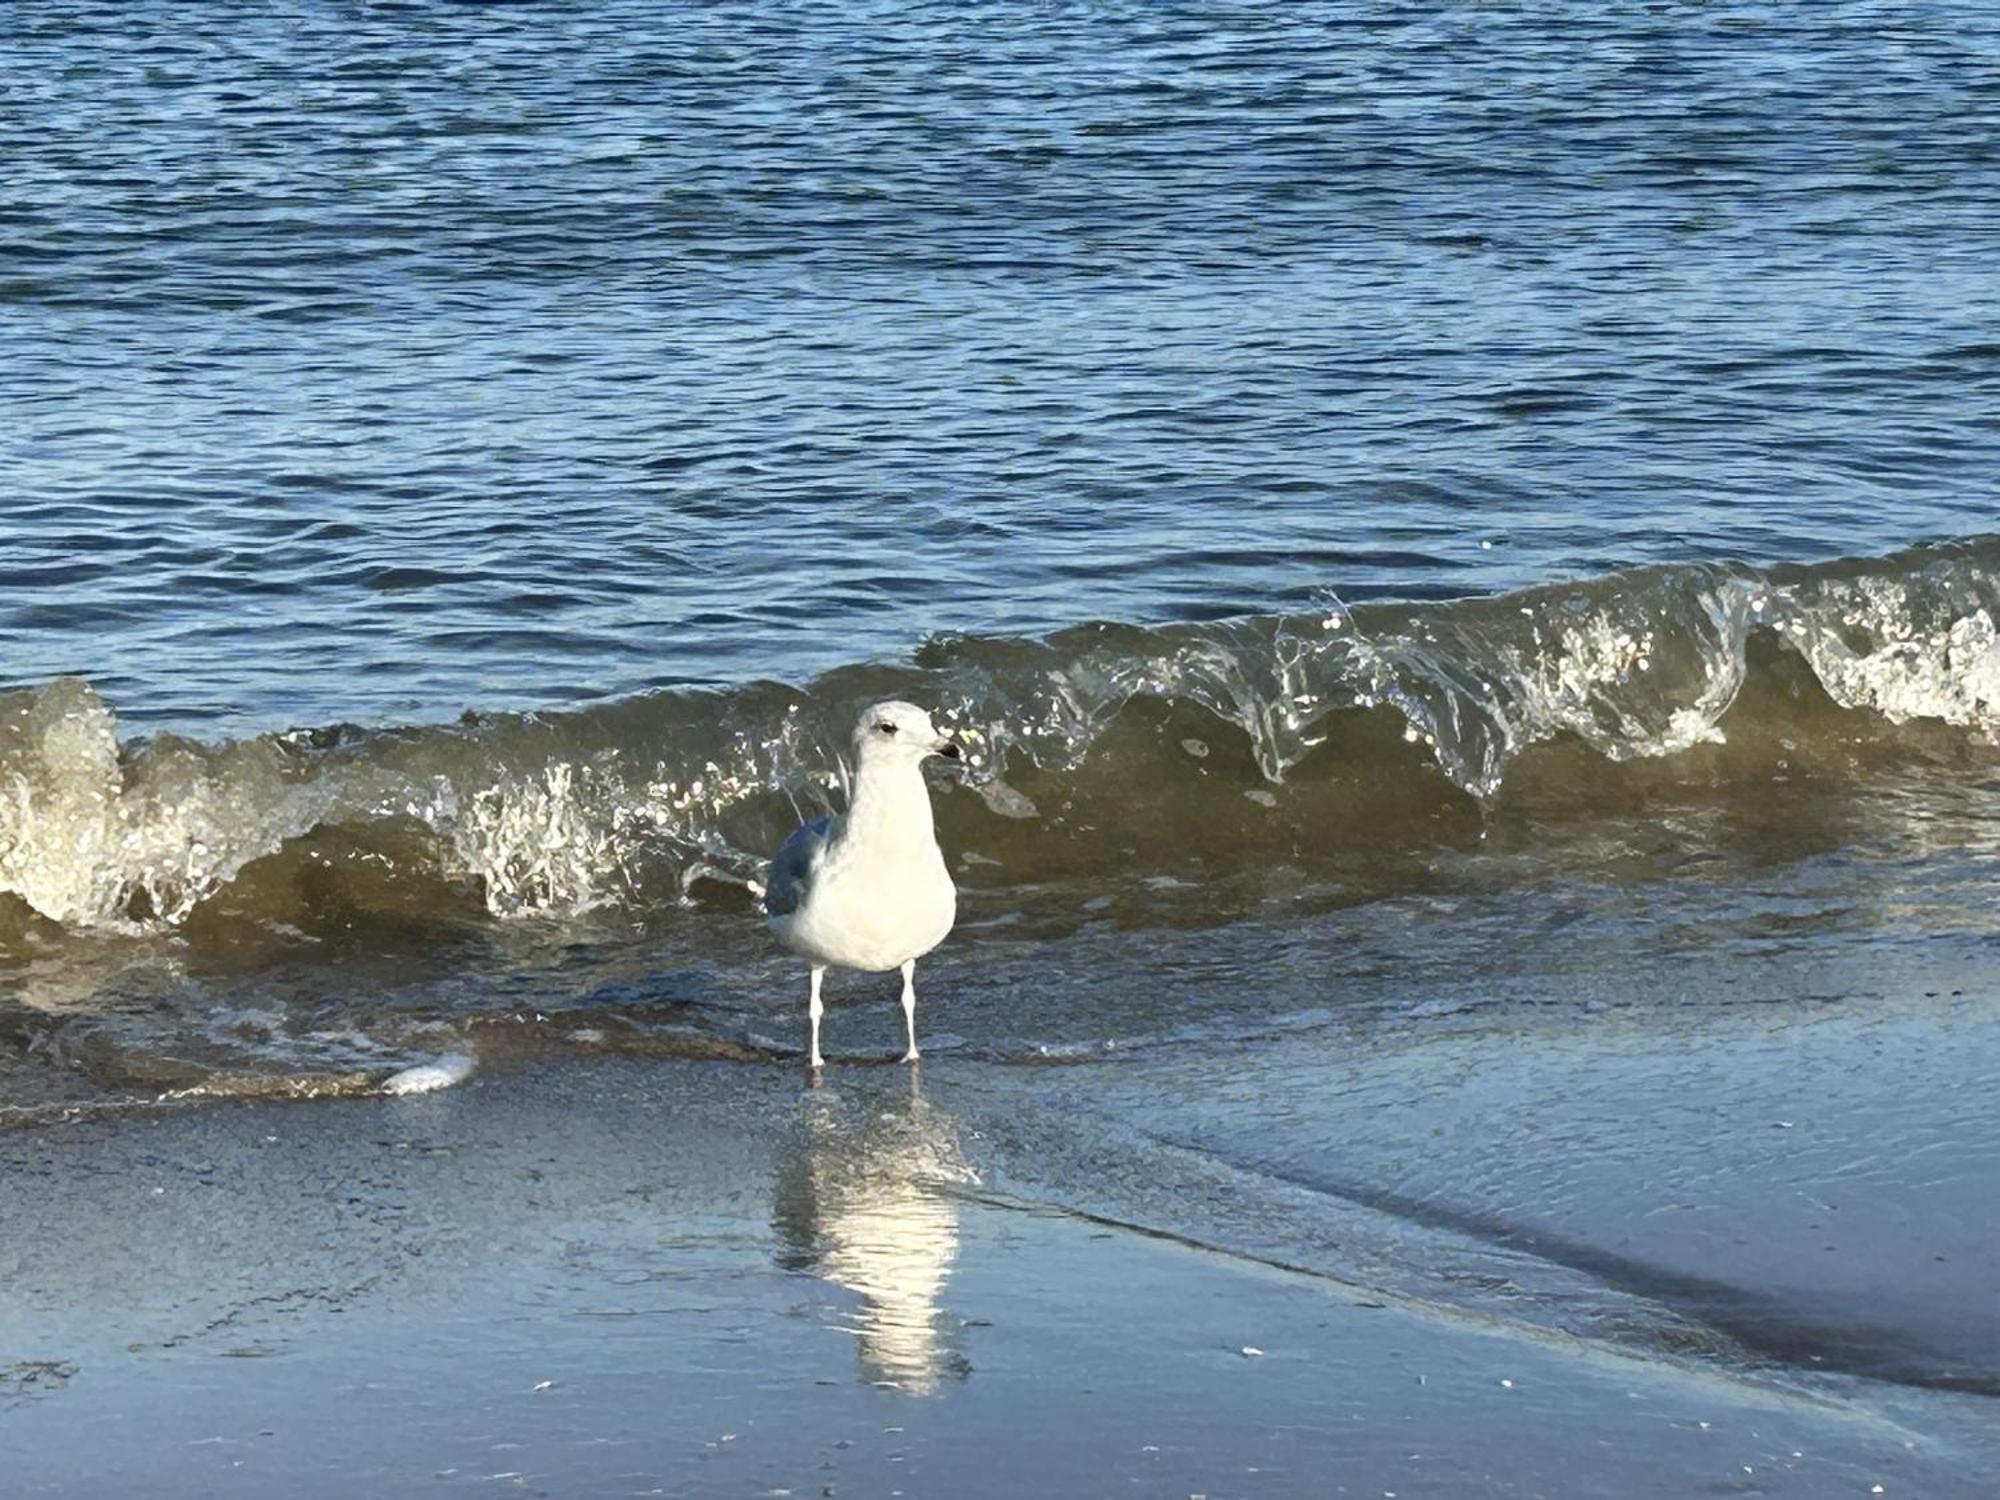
(4, 1013, 1995, 1499)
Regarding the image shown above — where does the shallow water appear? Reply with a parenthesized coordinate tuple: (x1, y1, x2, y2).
(12, 1056, 1994, 1498)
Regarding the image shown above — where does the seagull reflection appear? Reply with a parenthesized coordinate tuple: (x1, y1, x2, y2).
(772, 1071, 974, 1394)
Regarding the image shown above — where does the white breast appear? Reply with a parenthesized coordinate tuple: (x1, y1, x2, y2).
(775, 841, 956, 973)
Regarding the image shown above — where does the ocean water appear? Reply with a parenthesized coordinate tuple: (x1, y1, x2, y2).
(5, 0, 1999, 1047)
(7, 2, 1999, 729)
(4, 1, 2000, 1443)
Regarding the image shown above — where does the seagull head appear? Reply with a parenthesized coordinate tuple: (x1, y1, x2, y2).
(853, 700, 962, 769)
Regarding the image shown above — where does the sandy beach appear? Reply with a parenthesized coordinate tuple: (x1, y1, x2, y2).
(7, 962, 1995, 1499)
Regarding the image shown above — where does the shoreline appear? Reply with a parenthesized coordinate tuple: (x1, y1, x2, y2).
(5, 1030, 1993, 1498)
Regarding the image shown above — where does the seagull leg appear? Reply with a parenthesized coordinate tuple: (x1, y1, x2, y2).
(808, 966, 826, 1070)
(899, 960, 920, 1063)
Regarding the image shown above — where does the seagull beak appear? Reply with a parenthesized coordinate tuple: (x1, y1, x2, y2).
(933, 736, 963, 761)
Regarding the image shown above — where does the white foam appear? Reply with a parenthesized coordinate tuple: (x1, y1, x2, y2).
(0, 678, 338, 932)
(1784, 583, 2000, 735)
(449, 762, 624, 917)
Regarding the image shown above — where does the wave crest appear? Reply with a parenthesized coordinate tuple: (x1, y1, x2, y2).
(5, 537, 2000, 937)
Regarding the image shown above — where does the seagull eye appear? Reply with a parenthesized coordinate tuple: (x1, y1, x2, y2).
(877, 721, 897, 736)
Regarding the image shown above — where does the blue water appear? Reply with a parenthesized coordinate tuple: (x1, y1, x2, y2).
(3, 2, 1997, 733)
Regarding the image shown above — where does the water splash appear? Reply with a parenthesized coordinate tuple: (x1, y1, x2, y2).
(6, 539, 2000, 937)
(0, 678, 341, 931)
(1778, 564, 2000, 732)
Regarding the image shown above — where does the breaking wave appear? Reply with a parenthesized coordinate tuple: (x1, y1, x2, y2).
(4, 537, 2000, 941)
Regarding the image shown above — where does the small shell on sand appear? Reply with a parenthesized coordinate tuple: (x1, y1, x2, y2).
(381, 1053, 477, 1095)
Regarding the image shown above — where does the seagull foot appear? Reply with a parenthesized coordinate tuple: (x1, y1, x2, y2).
(901, 1047, 920, 1064)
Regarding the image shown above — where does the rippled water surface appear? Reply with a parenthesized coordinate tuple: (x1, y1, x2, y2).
(5, 1, 1996, 730)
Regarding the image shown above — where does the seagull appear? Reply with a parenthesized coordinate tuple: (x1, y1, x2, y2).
(765, 701, 961, 1069)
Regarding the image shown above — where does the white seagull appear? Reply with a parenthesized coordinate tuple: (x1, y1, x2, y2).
(765, 701, 961, 1068)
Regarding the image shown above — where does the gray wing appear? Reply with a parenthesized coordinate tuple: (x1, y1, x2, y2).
(764, 816, 833, 918)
